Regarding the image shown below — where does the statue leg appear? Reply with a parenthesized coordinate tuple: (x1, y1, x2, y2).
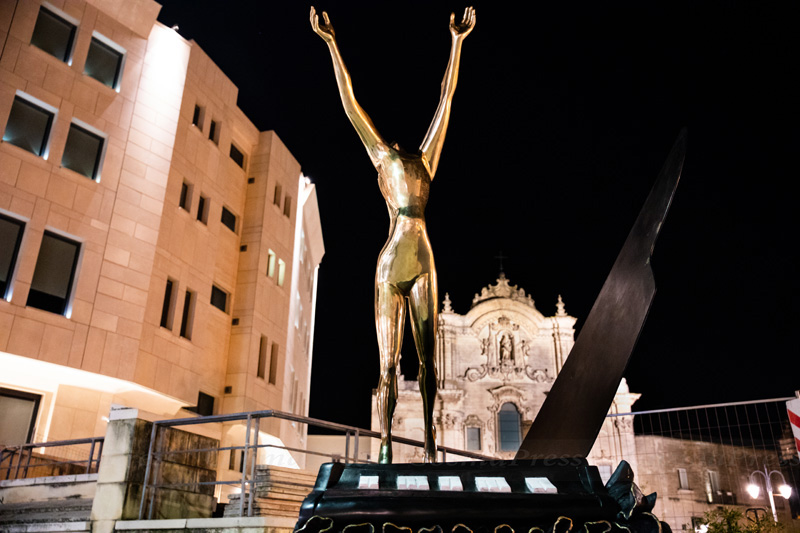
(375, 281, 405, 464)
(409, 274, 438, 463)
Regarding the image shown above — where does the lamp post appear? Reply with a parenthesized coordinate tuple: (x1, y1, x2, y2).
(746, 465, 793, 522)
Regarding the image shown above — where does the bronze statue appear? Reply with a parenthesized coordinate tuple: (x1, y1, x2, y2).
(310, 6, 475, 463)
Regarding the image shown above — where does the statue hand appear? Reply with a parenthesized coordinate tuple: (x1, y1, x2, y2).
(310, 6, 335, 43)
(449, 6, 476, 39)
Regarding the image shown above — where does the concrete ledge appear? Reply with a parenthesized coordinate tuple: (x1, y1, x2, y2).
(3, 522, 91, 532)
(115, 519, 186, 530)
(115, 516, 297, 530)
(0, 474, 98, 487)
(187, 516, 296, 528)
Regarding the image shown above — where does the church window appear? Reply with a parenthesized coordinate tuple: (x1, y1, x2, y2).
(708, 470, 720, 493)
(277, 259, 286, 287)
(268, 342, 279, 384)
(677, 468, 690, 490)
(267, 249, 276, 277)
(466, 427, 481, 451)
(498, 402, 521, 451)
(62, 120, 106, 181)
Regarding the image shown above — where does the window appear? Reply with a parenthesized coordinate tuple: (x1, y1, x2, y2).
(596, 465, 613, 484)
(273, 183, 282, 206)
(179, 289, 195, 339)
(0, 388, 41, 446)
(210, 284, 228, 313)
(466, 427, 481, 451)
(257, 336, 268, 379)
(678, 468, 690, 490)
(30, 5, 76, 63)
(268, 342, 279, 384)
(230, 143, 245, 168)
(283, 195, 292, 218)
(179, 181, 191, 210)
(160, 278, 176, 329)
(277, 259, 286, 287)
(26, 231, 80, 316)
(220, 206, 236, 233)
(0, 214, 25, 301)
(208, 119, 219, 144)
(267, 250, 276, 278)
(497, 402, 521, 452)
(84, 33, 125, 90)
(708, 470, 720, 493)
(3, 94, 55, 157)
(196, 195, 208, 224)
(186, 391, 214, 416)
(61, 120, 106, 180)
(192, 105, 204, 128)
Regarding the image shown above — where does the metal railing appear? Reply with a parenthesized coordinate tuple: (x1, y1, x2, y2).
(138, 409, 493, 520)
(0, 437, 104, 481)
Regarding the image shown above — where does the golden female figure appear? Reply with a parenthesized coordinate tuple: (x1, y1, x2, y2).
(311, 6, 475, 463)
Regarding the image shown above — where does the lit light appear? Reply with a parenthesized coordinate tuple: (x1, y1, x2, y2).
(746, 483, 760, 499)
(101, 416, 109, 423)
(778, 484, 792, 499)
(696, 524, 708, 533)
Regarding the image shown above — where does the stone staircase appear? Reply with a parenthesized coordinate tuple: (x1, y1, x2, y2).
(224, 465, 317, 519)
(0, 498, 93, 532)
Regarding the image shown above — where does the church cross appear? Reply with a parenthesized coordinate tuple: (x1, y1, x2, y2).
(494, 251, 508, 276)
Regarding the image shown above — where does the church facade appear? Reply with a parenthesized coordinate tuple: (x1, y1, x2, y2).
(371, 273, 640, 479)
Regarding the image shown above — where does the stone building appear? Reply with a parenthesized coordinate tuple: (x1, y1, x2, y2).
(371, 273, 640, 475)
(0, 0, 323, 475)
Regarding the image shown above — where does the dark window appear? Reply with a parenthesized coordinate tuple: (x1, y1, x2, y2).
(61, 122, 104, 180)
(186, 392, 214, 417)
(160, 279, 175, 329)
(268, 342, 279, 385)
(257, 336, 268, 379)
(210, 284, 227, 312)
(0, 214, 25, 300)
(84, 36, 124, 89)
(208, 119, 218, 144)
(273, 183, 282, 206)
(3, 96, 54, 156)
(221, 206, 236, 233)
(179, 182, 190, 210)
(466, 427, 481, 451)
(30, 6, 76, 62)
(26, 231, 80, 315)
(0, 388, 42, 446)
(192, 105, 203, 128)
(283, 195, 292, 218)
(179, 289, 194, 339)
(196, 195, 208, 224)
(230, 143, 245, 168)
(498, 403, 521, 452)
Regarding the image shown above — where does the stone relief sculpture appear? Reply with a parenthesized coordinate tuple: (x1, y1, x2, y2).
(311, 6, 476, 463)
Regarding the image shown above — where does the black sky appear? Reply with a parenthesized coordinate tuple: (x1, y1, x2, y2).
(155, 1, 799, 429)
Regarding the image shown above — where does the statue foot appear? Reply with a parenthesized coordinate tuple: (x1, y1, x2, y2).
(423, 440, 437, 463)
(378, 440, 392, 464)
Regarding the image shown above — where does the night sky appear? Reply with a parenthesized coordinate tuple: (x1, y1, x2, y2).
(155, 1, 799, 430)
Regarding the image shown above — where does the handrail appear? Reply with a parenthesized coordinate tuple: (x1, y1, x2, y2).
(0, 436, 104, 481)
(138, 409, 494, 519)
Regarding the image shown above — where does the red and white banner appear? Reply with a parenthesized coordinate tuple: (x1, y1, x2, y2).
(788, 397, 800, 461)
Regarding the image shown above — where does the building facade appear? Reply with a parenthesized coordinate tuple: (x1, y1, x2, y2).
(371, 273, 639, 472)
(0, 0, 323, 472)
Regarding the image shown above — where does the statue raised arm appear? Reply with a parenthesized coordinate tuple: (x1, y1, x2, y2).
(310, 7, 386, 165)
(311, 7, 475, 464)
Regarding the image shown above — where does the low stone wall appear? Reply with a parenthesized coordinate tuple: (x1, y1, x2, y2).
(0, 473, 98, 504)
(114, 516, 295, 533)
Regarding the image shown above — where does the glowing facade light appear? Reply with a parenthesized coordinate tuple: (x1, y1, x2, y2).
(746, 483, 760, 499)
(778, 484, 792, 499)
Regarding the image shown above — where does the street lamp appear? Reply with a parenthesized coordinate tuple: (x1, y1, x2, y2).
(746, 465, 793, 522)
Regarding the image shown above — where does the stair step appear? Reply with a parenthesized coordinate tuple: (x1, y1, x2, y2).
(0, 498, 92, 524)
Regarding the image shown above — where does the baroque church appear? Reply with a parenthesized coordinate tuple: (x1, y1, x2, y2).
(370, 273, 640, 480)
